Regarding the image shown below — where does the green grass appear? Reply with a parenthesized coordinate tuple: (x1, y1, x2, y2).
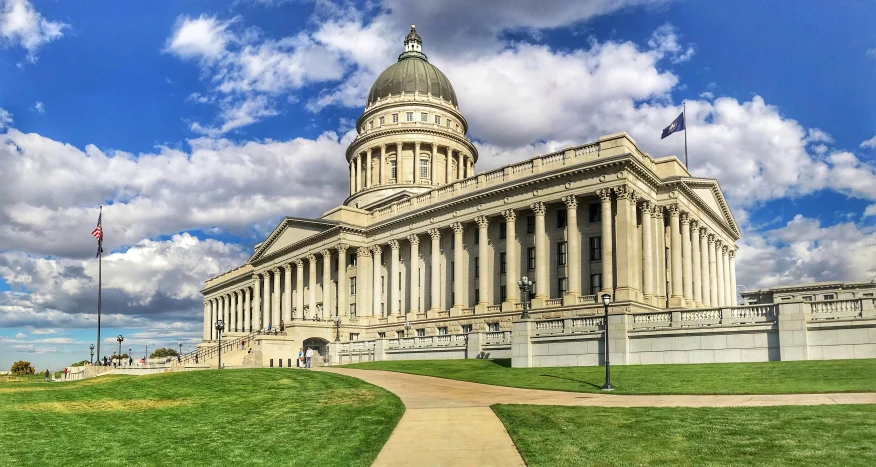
(346, 358, 876, 394)
(0, 369, 404, 466)
(492, 404, 876, 466)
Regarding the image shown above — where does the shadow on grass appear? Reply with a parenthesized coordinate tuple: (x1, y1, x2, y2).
(489, 359, 512, 368)
(539, 374, 603, 390)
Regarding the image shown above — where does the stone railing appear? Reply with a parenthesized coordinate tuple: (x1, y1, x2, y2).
(386, 334, 467, 349)
(578, 295, 597, 304)
(339, 340, 376, 353)
(809, 299, 863, 320)
(531, 316, 605, 337)
(484, 331, 512, 345)
(631, 304, 778, 330)
(545, 298, 563, 307)
(486, 305, 501, 313)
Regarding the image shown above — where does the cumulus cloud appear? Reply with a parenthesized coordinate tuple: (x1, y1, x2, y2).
(860, 135, 876, 149)
(0, 107, 11, 128)
(0, 0, 67, 63)
(31, 101, 44, 114)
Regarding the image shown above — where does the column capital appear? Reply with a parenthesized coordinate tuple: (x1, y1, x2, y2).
(320, 249, 331, 258)
(407, 233, 420, 245)
(561, 195, 578, 209)
(596, 188, 612, 201)
(356, 246, 371, 257)
(272, 267, 281, 274)
(336, 243, 349, 254)
(370, 244, 382, 255)
(307, 254, 317, 263)
(284, 263, 293, 271)
(639, 200, 653, 214)
(450, 222, 464, 234)
(690, 219, 699, 230)
(530, 201, 546, 216)
(680, 212, 691, 225)
(721, 245, 729, 254)
(388, 239, 400, 250)
(501, 209, 517, 221)
(666, 203, 681, 216)
(474, 215, 489, 229)
(613, 184, 633, 200)
(653, 205, 665, 219)
(252, 274, 260, 283)
(294, 259, 303, 268)
(232, 291, 239, 297)
(428, 228, 441, 239)
(729, 250, 736, 259)
(699, 227, 709, 237)
(707, 233, 716, 244)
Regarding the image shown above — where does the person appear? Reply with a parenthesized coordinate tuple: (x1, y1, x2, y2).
(44, 369, 50, 382)
(195, 353, 199, 364)
(64, 367, 68, 379)
(129, 356, 133, 366)
(297, 348, 304, 368)
(279, 320, 285, 332)
(305, 347, 314, 369)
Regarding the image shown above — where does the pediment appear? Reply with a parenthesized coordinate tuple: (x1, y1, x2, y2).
(250, 217, 338, 262)
(686, 180, 741, 238)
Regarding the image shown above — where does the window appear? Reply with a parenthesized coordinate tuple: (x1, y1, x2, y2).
(780, 297, 791, 301)
(378, 332, 386, 338)
(438, 327, 448, 335)
(527, 247, 536, 270)
(381, 276, 385, 291)
(270, 359, 274, 367)
(558, 242, 568, 266)
(350, 277, 357, 295)
(396, 330, 405, 338)
(349, 303, 356, 317)
(406, 112, 413, 122)
(368, 120, 373, 129)
(500, 286, 507, 302)
(558, 278, 567, 297)
(434, 115, 441, 125)
(499, 223, 506, 239)
(802, 295, 813, 301)
(590, 236, 602, 261)
(500, 252, 507, 274)
(350, 253, 357, 267)
(557, 209, 567, 229)
(864, 293, 874, 297)
(278, 359, 282, 368)
(456, 123, 460, 131)
(488, 323, 500, 332)
(420, 160, 429, 179)
(446, 119, 452, 128)
(474, 258, 479, 278)
(420, 112, 428, 122)
(462, 324, 472, 333)
(288, 359, 292, 367)
(474, 289, 480, 303)
(349, 333, 359, 341)
(390, 161, 397, 179)
(416, 328, 425, 337)
(451, 262, 454, 280)
(823, 294, 836, 300)
(589, 203, 601, 222)
(392, 113, 399, 123)
(590, 274, 602, 295)
(379, 116, 384, 126)
(526, 216, 535, 234)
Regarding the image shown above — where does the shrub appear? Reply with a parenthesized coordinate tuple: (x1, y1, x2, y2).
(149, 348, 179, 358)
(10, 360, 35, 375)
(71, 360, 90, 367)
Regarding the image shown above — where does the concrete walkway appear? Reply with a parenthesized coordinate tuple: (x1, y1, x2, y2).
(317, 367, 876, 466)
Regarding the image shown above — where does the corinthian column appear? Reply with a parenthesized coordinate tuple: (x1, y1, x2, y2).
(414, 141, 422, 184)
(379, 144, 387, 185)
(284, 263, 292, 322)
(203, 301, 209, 341)
(450, 222, 465, 309)
(708, 235, 718, 306)
(445, 147, 453, 184)
(371, 245, 383, 316)
(336, 244, 348, 317)
(428, 228, 442, 312)
(699, 228, 710, 307)
(563, 195, 581, 297)
(457, 152, 464, 180)
(640, 201, 654, 303)
(408, 234, 420, 314)
(365, 148, 372, 189)
(691, 221, 702, 308)
(244, 286, 251, 332)
(272, 268, 281, 326)
(354, 154, 361, 192)
(430, 144, 437, 185)
(233, 291, 240, 332)
(252, 275, 261, 330)
(715, 240, 725, 307)
(613, 186, 637, 301)
(321, 249, 332, 319)
(681, 213, 693, 306)
(729, 250, 738, 306)
(531, 202, 548, 300)
(308, 254, 318, 318)
(295, 259, 305, 319)
(597, 188, 614, 294)
(475, 215, 490, 305)
(389, 240, 400, 316)
(262, 272, 271, 329)
(502, 209, 518, 304)
(395, 142, 403, 183)
(722, 246, 732, 306)
(356, 247, 371, 317)
(667, 204, 685, 308)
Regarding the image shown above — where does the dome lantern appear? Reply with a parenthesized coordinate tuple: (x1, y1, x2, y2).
(399, 24, 426, 61)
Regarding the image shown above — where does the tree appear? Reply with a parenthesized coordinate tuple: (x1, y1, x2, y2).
(71, 360, 90, 367)
(149, 348, 179, 358)
(10, 360, 35, 375)
(111, 354, 130, 361)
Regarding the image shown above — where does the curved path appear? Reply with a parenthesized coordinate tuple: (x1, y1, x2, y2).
(317, 367, 876, 466)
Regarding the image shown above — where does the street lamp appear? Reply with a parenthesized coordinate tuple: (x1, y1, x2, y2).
(89, 344, 95, 365)
(215, 320, 225, 369)
(517, 276, 533, 319)
(404, 320, 411, 338)
(601, 293, 613, 391)
(333, 317, 341, 342)
(116, 335, 124, 364)
(178, 342, 183, 356)
(112, 350, 116, 365)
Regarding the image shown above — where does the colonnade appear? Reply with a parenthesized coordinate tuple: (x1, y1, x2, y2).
(349, 141, 474, 195)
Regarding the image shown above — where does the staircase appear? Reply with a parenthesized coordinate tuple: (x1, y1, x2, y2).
(185, 331, 261, 369)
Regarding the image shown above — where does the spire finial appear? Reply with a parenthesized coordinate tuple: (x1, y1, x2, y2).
(400, 23, 425, 61)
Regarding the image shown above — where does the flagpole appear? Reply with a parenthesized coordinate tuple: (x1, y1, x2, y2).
(683, 101, 689, 168)
(97, 205, 102, 364)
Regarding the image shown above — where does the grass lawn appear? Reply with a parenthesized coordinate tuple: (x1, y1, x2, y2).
(493, 404, 876, 466)
(345, 358, 876, 395)
(0, 369, 404, 466)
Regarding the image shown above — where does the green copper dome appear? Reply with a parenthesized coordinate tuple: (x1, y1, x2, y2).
(366, 26, 458, 107)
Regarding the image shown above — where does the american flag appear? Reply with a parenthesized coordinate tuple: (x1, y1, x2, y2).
(92, 211, 103, 257)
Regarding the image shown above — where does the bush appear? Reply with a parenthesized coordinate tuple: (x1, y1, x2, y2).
(149, 348, 179, 358)
(112, 354, 130, 361)
(71, 360, 90, 367)
(10, 360, 35, 375)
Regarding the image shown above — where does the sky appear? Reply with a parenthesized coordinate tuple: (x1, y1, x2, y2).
(1, 0, 875, 371)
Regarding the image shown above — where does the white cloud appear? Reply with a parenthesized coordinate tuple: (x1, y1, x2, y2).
(867, 48, 876, 58)
(163, 14, 235, 61)
(699, 91, 714, 99)
(864, 204, 876, 218)
(15, 331, 25, 338)
(31, 101, 44, 114)
(0, 107, 11, 129)
(647, 23, 695, 64)
(860, 135, 876, 149)
(806, 128, 833, 144)
(0, 0, 67, 63)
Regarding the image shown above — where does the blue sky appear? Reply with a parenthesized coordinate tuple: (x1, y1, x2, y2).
(1, 0, 875, 370)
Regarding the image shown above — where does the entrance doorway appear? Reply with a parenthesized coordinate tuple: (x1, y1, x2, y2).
(303, 338, 329, 360)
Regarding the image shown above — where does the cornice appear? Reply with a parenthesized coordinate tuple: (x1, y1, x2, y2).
(346, 127, 478, 162)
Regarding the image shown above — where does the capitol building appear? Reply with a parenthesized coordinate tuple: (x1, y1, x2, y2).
(197, 26, 759, 368)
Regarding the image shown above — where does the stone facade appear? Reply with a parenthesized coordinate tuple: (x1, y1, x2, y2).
(742, 281, 876, 305)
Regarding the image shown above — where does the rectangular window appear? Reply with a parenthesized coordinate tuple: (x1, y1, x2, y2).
(474, 289, 480, 303)
(396, 330, 404, 338)
(379, 116, 384, 126)
(368, 120, 373, 129)
(451, 262, 454, 281)
(474, 230, 479, 244)
(270, 359, 274, 367)
(558, 277, 568, 297)
(500, 252, 507, 274)
(279, 359, 282, 368)
(420, 160, 429, 179)
(462, 324, 472, 333)
(558, 242, 568, 266)
(474, 258, 479, 278)
(406, 112, 413, 122)
(350, 254, 357, 267)
(557, 209, 567, 229)
(350, 277, 357, 295)
(416, 328, 425, 337)
(392, 113, 399, 123)
(590, 274, 602, 295)
(288, 359, 292, 367)
(527, 247, 536, 270)
(349, 333, 359, 341)
(420, 112, 428, 122)
(488, 323, 500, 332)
(864, 293, 874, 297)
(824, 294, 836, 300)
(349, 303, 356, 317)
(381, 276, 385, 292)
(434, 115, 441, 125)
(500, 286, 507, 302)
(802, 295, 813, 301)
(438, 327, 448, 335)
(526, 216, 535, 234)
(589, 203, 601, 222)
(446, 119, 451, 128)
(390, 161, 397, 179)
(499, 222, 506, 239)
(590, 236, 602, 261)
(378, 332, 386, 338)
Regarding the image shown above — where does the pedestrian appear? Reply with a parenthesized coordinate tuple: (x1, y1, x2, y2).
(44, 369, 50, 382)
(64, 367, 68, 379)
(305, 347, 313, 369)
(195, 353, 199, 364)
(129, 356, 133, 366)
(297, 348, 304, 368)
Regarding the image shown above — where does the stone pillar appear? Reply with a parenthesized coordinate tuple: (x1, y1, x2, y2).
(654, 208, 666, 304)
(389, 240, 400, 316)
(707, 235, 718, 306)
(563, 195, 581, 297)
(336, 244, 348, 317)
(667, 204, 685, 307)
(284, 263, 293, 322)
(715, 241, 725, 307)
(414, 141, 421, 184)
(272, 268, 281, 326)
(722, 246, 732, 306)
(408, 234, 421, 314)
(395, 142, 403, 183)
(379, 144, 387, 185)
(354, 154, 361, 192)
(308, 254, 318, 318)
(640, 202, 654, 303)
(203, 301, 209, 341)
(699, 229, 710, 308)
(613, 186, 637, 302)
(224, 294, 230, 331)
(430, 144, 437, 185)
(372, 245, 383, 317)
(365, 148, 372, 189)
(356, 247, 371, 317)
(428, 229, 442, 313)
(729, 250, 738, 306)
(445, 147, 453, 184)
(321, 249, 332, 319)
(532, 202, 548, 301)
(210, 299, 216, 340)
(235, 291, 242, 332)
(778, 301, 810, 360)
(502, 209, 519, 305)
(597, 188, 614, 294)
(475, 215, 490, 306)
(457, 152, 464, 180)
(349, 163, 354, 195)
(691, 221, 702, 308)
(253, 275, 262, 330)
(295, 259, 305, 319)
(244, 286, 251, 332)
(607, 312, 630, 365)
(630, 192, 642, 301)
(681, 213, 693, 306)
(263, 272, 271, 329)
(451, 222, 465, 309)
(511, 320, 535, 368)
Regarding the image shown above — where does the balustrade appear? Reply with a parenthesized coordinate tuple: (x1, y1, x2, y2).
(810, 299, 862, 320)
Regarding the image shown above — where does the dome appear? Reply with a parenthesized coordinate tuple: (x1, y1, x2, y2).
(366, 26, 458, 107)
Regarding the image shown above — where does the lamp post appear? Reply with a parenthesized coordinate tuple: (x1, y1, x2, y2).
(116, 335, 124, 364)
(517, 276, 533, 319)
(601, 293, 613, 391)
(404, 320, 411, 338)
(215, 320, 225, 369)
(112, 350, 116, 366)
(333, 317, 341, 342)
(178, 342, 183, 356)
(89, 344, 94, 365)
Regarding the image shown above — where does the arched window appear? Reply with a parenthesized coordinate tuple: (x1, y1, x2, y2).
(390, 161, 397, 180)
(420, 160, 429, 179)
